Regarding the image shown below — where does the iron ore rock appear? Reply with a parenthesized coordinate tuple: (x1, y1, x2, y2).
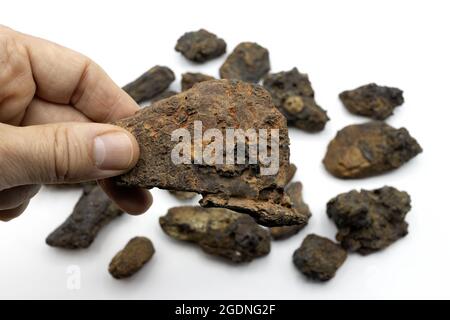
(263, 68, 329, 132)
(293, 234, 347, 281)
(175, 29, 226, 63)
(123, 66, 175, 103)
(160, 206, 271, 263)
(339, 83, 404, 120)
(327, 186, 411, 255)
(219, 42, 270, 83)
(181, 72, 215, 91)
(108, 237, 155, 279)
(46, 186, 123, 249)
(114, 80, 308, 227)
(323, 122, 422, 178)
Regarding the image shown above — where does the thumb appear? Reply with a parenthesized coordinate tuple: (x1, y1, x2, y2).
(0, 122, 139, 188)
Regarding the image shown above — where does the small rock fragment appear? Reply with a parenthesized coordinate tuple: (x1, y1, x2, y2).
(160, 206, 270, 263)
(123, 66, 175, 103)
(181, 72, 215, 91)
(327, 186, 411, 255)
(339, 83, 404, 120)
(220, 42, 270, 83)
(284, 163, 297, 186)
(175, 29, 226, 63)
(323, 122, 422, 178)
(150, 90, 178, 103)
(293, 234, 347, 281)
(108, 237, 155, 279)
(263, 68, 329, 132)
(169, 190, 197, 200)
(46, 186, 123, 249)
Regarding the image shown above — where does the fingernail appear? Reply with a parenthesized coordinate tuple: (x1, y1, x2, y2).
(94, 132, 134, 170)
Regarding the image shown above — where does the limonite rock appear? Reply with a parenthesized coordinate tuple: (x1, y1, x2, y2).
(323, 122, 422, 178)
(327, 186, 411, 255)
(339, 83, 404, 120)
(175, 29, 226, 63)
(159, 206, 270, 263)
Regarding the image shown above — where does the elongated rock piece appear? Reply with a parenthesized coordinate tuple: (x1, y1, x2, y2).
(293, 234, 347, 281)
(46, 186, 123, 249)
(109, 237, 155, 279)
(160, 206, 270, 263)
(220, 42, 270, 83)
(323, 122, 422, 178)
(263, 68, 329, 132)
(339, 83, 404, 120)
(181, 72, 215, 91)
(327, 186, 411, 255)
(123, 66, 175, 103)
(175, 29, 226, 63)
(114, 80, 307, 226)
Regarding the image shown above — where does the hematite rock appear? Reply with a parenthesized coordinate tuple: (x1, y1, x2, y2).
(327, 186, 411, 255)
(46, 186, 123, 249)
(114, 80, 308, 227)
(339, 83, 404, 120)
(323, 122, 422, 178)
(263, 68, 329, 132)
(293, 234, 347, 281)
(181, 72, 215, 91)
(160, 206, 270, 263)
(109, 237, 155, 279)
(175, 29, 226, 63)
(220, 42, 270, 83)
(123, 66, 175, 103)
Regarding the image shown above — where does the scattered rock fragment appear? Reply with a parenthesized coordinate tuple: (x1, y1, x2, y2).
(181, 72, 215, 91)
(150, 90, 178, 103)
(175, 29, 226, 63)
(169, 190, 197, 200)
(327, 186, 411, 255)
(284, 163, 297, 186)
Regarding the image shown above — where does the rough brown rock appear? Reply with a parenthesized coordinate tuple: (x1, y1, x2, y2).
(114, 80, 307, 227)
(327, 186, 411, 255)
(46, 186, 123, 249)
(263, 68, 329, 132)
(123, 66, 175, 103)
(181, 72, 215, 91)
(339, 83, 404, 120)
(159, 206, 270, 263)
(293, 234, 347, 281)
(175, 29, 226, 63)
(323, 122, 422, 178)
(108, 237, 155, 279)
(219, 42, 270, 83)
(284, 163, 297, 186)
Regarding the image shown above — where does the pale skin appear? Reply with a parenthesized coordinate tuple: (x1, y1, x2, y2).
(0, 26, 152, 221)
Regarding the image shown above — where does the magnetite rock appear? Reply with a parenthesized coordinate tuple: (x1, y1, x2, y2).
(220, 42, 270, 83)
(114, 80, 308, 227)
(46, 186, 123, 249)
(327, 186, 411, 255)
(181, 72, 215, 91)
(123, 66, 175, 103)
(175, 29, 226, 63)
(160, 206, 270, 263)
(263, 68, 329, 132)
(323, 122, 422, 178)
(293, 234, 347, 281)
(109, 237, 155, 279)
(339, 83, 404, 120)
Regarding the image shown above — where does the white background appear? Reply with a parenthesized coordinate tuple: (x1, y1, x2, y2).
(0, 0, 449, 299)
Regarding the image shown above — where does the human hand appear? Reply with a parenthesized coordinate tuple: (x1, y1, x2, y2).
(0, 26, 152, 221)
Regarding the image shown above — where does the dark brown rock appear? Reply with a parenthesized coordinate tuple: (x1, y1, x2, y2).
(160, 206, 270, 263)
(169, 190, 197, 200)
(46, 186, 123, 249)
(327, 186, 411, 255)
(323, 122, 422, 178)
(123, 66, 175, 103)
(263, 68, 329, 132)
(175, 29, 226, 63)
(339, 83, 404, 120)
(114, 80, 308, 227)
(219, 42, 270, 83)
(150, 90, 178, 103)
(181, 72, 215, 91)
(108, 237, 155, 279)
(293, 234, 347, 281)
